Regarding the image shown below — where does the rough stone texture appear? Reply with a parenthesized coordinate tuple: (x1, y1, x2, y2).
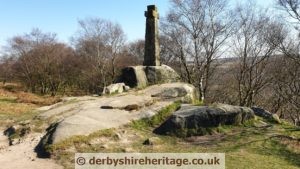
(100, 94, 154, 110)
(38, 83, 197, 144)
(145, 65, 180, 85)
(144, 5, 160, 66)
(119, 65, 180, 88)
(51, 109, 132, 143)
(102, 83, 130, 95)
(142, 83, 197, 103)
(251, 107, 281, 123)
(143, 137, 161, 145)
(154, 104, 255, 137)
(4, 122, 31, 145)
(119, 66, 148, 88)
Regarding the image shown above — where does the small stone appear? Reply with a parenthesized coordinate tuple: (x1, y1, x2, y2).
(103, 83, 127, 95)
(122, 147, 134, 152)
(124, 86, 130, 91)
(124, 104, 140, 111)
(100, 144, 109, 149)
(143, 137, 161, 145)
(113, 133, 122, 140)
(272, 114, 281, 124)
(19, 120, 31, 126)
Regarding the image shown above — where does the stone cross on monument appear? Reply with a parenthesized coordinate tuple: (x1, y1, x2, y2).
(144, 5, 161, 66)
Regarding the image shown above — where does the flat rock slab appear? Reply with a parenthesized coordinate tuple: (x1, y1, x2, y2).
(141, 83, 197, 103)
(38, 83, 197, 144)
(52, 109, 131, 143)
(100, 94, 154, 110)
(49, 100, 174, 144)
(154, 104, 255, 137)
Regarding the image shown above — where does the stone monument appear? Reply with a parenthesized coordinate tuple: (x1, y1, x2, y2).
(144, 5, 160, 66)
(118, 5, 180, 88)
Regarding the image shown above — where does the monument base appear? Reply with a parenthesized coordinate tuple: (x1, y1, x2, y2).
(118, 65, 180, 88)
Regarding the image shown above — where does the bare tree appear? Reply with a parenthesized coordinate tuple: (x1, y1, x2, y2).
(271, 0, 300, 125)
(277, 0, 300, 22)
(7, 28, 76, 95)
(127, 40, 144, 65)
(271, 56, 300, 125)
(277, 0, 300, 65)
(0, 55, 16, 84)
(161, 0, 233, 102)
(73, 17, 126, 93)
(230, 2, 284, 106)
(106, 22, 126, 79)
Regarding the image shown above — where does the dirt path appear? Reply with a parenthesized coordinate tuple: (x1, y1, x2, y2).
(0, 131, 63, 169)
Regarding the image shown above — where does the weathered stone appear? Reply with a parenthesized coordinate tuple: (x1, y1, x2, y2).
(4, 124, 31, 145)
(124, 85, 130, 91)
(100, 94, 154, 111)
(100, 144, 109, 149)
(102, 83, 129, 95)
(38, 83, 196, 144)
(144, 5, 160, 66)
(143, 137, 161, 145)
(122, 147, 135, 153)
(143, 83, 197, 103)
(113, 132, 122, 140)
(119, 66, 148, 88)
(119, 65, 180, 88)
(124, 104, 140, 111)
(251, 107, 281, 123)
(145, 65, 180, 85)
(154, 104, 255, 137)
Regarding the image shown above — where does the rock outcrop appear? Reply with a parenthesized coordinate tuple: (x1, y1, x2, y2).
(142, 83, 198, 103)
(38, 83, 197, 144)
(251, 107, 281, 123)
(154, 104, 255, 137)
(119, 65, 180, 88)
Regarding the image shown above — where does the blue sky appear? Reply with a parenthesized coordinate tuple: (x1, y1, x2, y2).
(0, 0, 274, 51)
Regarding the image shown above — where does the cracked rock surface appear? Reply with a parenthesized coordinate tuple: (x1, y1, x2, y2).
(38, 83, 197, 144)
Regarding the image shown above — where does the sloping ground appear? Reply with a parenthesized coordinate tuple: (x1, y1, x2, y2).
(38, 83, 197, 144)
(0, 83, 299, 169)
(0, 132, 63, 169)
(0, 83, 61, 127)
(0, 82, 196, 169)
(0, 83, 63, 169)
(49, 113, 300, 169)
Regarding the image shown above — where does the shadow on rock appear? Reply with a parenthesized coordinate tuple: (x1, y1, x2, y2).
(35, 122, 60, 158)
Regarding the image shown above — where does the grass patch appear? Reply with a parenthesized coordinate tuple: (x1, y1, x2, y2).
(193, 99, 204, 106)
(0, 97, 17, 103)
(45, 104, 300, 169)
(48, 129, 115, 153)
(130, 101, 181, 130)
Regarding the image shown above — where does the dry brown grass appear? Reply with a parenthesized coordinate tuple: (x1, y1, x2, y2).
(16, 92, 61, 105)
(0, 83, 61, 106)
(0, 83, 62, 126)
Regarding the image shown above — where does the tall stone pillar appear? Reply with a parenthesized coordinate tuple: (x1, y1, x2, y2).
(144, 5, 160, 66)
